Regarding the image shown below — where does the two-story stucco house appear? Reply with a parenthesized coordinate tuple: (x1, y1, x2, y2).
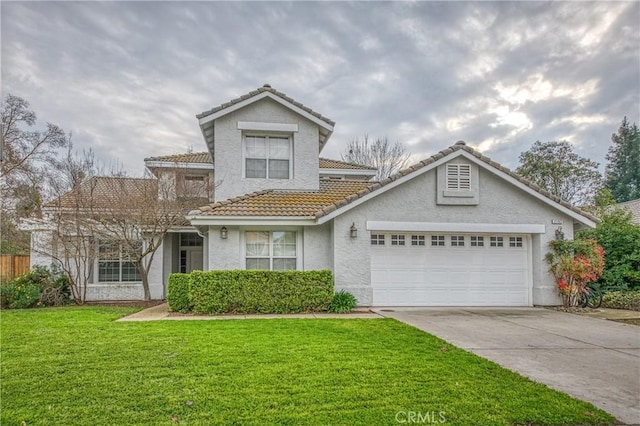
(27, 84, 597, 306)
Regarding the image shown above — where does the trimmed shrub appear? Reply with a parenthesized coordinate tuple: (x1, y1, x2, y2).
(602, 290, 640, 311)
(328, 290, 358, 313)
(188, 270, 334, 315)
(167, 273, 192, 313)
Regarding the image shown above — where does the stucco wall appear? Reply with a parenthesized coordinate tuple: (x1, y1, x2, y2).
(208, 226, 242, 269)
(207, 225, 332, 272)
(303, 222, 333, 270)
(213, 98, 320, 201)
(332, 161, 575, 306)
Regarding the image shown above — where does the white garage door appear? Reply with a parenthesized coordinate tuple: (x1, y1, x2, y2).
(370, 233, 531, 306)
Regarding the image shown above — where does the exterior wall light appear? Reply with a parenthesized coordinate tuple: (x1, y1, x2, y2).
(555, 226, 564, 240)
(350, 223, 358, 238)
(220, 226, 228, 239)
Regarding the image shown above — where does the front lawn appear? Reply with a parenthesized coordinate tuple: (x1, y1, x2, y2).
(1, 307, 615, 425)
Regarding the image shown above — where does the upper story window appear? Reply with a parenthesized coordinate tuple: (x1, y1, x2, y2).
(244, 135, 291, 179)
(446, 164, 471, 191)
(178, 174, 209, 200)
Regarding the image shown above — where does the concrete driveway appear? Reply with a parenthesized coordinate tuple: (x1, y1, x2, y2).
(375, 307, 640, 425)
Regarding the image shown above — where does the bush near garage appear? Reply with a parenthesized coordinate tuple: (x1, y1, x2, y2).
(602, 290, 640, 311)
(578, 209, 640, 292)
(167, 269, 334, 315)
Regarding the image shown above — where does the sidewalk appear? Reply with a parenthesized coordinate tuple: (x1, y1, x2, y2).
(117, 303, 382, 322)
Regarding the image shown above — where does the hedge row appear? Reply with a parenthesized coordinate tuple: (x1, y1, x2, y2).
(167, 270, 334, 315)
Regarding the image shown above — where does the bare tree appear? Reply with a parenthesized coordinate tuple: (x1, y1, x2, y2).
(91, 166, 209, 301)
(341, 135, 410, 181)
(1, 94, 69, 254)
(26, 145, 102, 303)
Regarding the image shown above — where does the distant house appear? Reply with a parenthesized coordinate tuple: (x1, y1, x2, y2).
(24, 84, 598, 306)
(615, 198, 640, 224)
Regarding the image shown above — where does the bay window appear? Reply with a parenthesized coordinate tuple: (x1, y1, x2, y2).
(245, 231, 297, 270)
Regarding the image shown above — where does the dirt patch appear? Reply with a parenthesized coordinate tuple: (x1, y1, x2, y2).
(609, 318, 640, 326)
(546, 306, 602, 314)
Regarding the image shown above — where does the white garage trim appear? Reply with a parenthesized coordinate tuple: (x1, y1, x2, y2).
(366, 221, 545, 234)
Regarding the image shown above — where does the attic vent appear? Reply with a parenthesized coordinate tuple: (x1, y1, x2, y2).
(263, 83, 272, 88)
(446, 164, 471, 191)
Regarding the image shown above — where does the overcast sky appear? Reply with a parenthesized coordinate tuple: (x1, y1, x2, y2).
(2, 1, 639, 174)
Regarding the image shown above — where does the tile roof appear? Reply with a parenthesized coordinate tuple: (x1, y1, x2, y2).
(319, 158, 376, 170)
(193, 179, 371, 217)
(45, 177, 157, 209)
(143, 152, 373, 171)
(191, 142, 598, 223)
(145, 152, 212, 164)
(617, 198, 640, 224)
(196, 84, 335, 126)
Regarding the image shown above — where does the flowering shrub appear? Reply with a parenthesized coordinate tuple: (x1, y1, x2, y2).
(546, 239, 605, 307)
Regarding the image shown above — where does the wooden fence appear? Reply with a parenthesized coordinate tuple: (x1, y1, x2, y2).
(0, 255, 30, 283)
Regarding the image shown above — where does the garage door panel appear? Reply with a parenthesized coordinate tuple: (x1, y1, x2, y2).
(371, 233, 531, 307)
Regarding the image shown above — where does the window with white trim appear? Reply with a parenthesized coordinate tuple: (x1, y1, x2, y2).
(431, 235, 445, 246)
(98, 240, 142, 282)
(371, 234, 385, 245)
(391, 234, 405, 246)
(245, 231, 296, 270)
(490, 236, 504, 247)
(244, 135, 291, 179)
(451, 235, 465, 246)
(509, 236, 523, 248)
(446, 164, 471, 191)
(470, 236, 484, 247)
(411, 235, 425, 246)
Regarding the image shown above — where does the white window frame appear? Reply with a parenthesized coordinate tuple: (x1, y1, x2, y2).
(244, 230, 298, 271)
(451, 235, 465, 247)
(96, 240, 142, 283)
(371, 234, 385, 246)
(411, 235, 425, 246)
(509, 236, 524, 248)
(490, 236, 504, 247)
(391, 234, 405, 246)
(446, 163, 471, 191)
(431, 235, 445, 246)
(470, 236, 484, 247)
(243, 134, 293, 180)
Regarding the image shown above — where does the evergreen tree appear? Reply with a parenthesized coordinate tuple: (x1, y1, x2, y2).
(605, 117, 640, 202)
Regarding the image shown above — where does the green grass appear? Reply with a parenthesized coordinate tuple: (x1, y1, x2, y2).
(1, 307, 615, 425)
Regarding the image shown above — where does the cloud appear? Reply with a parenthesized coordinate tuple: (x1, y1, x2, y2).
(1, 1, 638, 175)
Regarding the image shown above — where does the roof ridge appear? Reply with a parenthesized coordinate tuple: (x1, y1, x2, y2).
(145, 151, 210, 160)
(197, 85, 335, 126)
(319, 157, 377, 170)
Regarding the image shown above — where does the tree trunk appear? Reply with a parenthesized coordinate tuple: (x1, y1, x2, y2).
(139, 263, 151, 301)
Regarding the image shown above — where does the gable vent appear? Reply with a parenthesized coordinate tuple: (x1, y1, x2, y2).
(446, 164, 471, 190)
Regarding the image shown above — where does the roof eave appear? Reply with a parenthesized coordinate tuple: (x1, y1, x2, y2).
(187, 215, 317, 227)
